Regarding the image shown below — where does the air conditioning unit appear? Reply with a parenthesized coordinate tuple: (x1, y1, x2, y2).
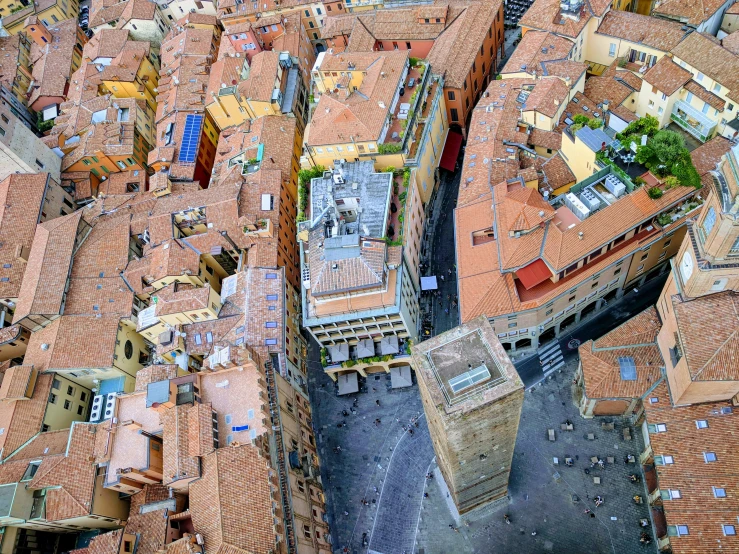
(90, 394, 104, 421)
(104, 393, 117, 420)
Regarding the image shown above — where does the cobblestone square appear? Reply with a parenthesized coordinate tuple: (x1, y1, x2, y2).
(308, 343, 656, 554)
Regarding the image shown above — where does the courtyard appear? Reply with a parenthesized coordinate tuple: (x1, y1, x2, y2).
(307, 344, 656, 554)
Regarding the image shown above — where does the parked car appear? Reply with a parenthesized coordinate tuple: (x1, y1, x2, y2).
(408, 78, 416, 88)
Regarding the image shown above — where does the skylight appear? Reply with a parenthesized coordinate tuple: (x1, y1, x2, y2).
(448, 365, 491, 394)
(618, 356, 637, 381)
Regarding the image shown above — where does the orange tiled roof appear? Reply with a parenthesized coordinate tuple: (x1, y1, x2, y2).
(673, 291, 739, 381)
(13, 211, 82, 323)
(643, 380, 739, 554)
(595, 10, 690, 52)
(309, 51, 409, 145)
(189, 444, 278, 553)
(643, 56, 692, 96)
(654, 0, 731, 27)
(672, 32, 739, 104)
(579, 306, 663, 399)
(502, 30, 574, 75)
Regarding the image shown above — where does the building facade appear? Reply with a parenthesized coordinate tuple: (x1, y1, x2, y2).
(411, 316, 524, 514)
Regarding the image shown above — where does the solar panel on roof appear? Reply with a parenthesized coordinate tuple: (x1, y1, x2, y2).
(179, 114, 203, 163)
(618, 356, 637, 381)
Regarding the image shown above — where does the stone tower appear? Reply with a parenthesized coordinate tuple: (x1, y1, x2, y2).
(411, 315, 524, 514)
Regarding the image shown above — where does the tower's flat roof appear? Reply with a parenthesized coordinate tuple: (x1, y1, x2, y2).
(412, 316, 524, 412)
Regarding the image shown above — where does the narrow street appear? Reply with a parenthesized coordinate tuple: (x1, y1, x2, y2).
(514, 271, 669, 388)
(419, 166, 463, 339)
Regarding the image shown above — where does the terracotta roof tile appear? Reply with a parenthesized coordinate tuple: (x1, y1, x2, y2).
(654, 0, 730, 27)
(502, 31, 574, 75)
(309, 51, 409, 145)
(579, 306, 663, 399)
(0, 173, 52, 301)
(672, 32, 739, 104)
(519, 0, 591, 38)
(426, 0, 502, 88)
(528, 128, 562, 150)
(14, 211, 82, 323)
(722, 30, 739, 55)
(673, 291, 739, 381)
(691, 135, 732, 178)
(541, 152, 575, 189)
(523, 77, 570, 117)
(0, 365, 36, 400)
(683, 79, 726, 111)
(29, 423, 100, 522)
(596, 10, 690, 52)
(189, 444, 277, 553)
(643, 56, 692, 96)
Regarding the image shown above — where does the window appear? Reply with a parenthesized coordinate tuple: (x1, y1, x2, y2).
(704, 452, 718, 462)
(661, 489, 681, 499)
(658, 106, 664, 115)
(21, 462, 40, 481)
(64, 399, 72, 410)
(685, 91, 694, 103)
(52, 379, 60, 390)
(406, 42, 411, 49)
(450, 108, 459, 122)
(80, 392, 86, 402)
(696, 419, 709, 429)
(609, 43, 616, 57)
(508, 322, 516, 328)
(648, 423, 667, 433)
(49, 393, 57, 404)
(725, 525, 736, 536)
(663, 239, 671, 248)
(614, 268, 621, 276)
(640, 253, 649, 261)
(655, 455, 674, 465)
(667, 525, 690, 536)
(713, 486, 727, 498)
(265, 322, 278, 328)
(77, 405, 84, 415)
(702, 207, 716, 240)
(714, 83, 722, 93)
(697, 72, 704, 82)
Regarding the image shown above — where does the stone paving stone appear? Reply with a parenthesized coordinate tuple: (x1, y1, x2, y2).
(307, 342, 656, 554)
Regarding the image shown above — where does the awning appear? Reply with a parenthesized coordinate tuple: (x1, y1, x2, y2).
(421, 276, 438, 291)
(327, 343, 349, 362)
(356, 339, 375, 358)
(440, 131, 463, 172)
(390, 365, 413, 389)
(379, 335, 399, 355)
(337, 372, 359, 395)
(516, 259, 552, 290)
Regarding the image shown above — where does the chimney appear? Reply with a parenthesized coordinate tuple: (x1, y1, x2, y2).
(578, 231, 584, 240)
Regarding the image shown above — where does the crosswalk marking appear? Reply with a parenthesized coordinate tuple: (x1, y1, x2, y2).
(538, 341, 565, 376)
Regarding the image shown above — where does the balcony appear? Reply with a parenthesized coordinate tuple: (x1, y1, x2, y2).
(243, 218, 273, 238)
(671, 100, 717, 143)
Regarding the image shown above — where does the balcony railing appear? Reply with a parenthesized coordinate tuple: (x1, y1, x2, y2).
(671, 100, 716, 142)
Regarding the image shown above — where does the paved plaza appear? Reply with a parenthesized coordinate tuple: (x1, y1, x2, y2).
(307, 345, 656, 554)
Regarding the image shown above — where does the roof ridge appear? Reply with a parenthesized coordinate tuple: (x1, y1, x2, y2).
(691, 296, 739, 380)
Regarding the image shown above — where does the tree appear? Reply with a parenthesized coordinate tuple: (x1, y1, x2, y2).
(636, 130, 686, 172)
(587, 118, 604, 129)
(671, 158, 701, 188)
(616, 114, 659, 142)
(573, 114, 590, 126)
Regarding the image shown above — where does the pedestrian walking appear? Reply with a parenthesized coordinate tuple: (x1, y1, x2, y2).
(376, 399, 380, 406)
(344, 511, 349, 516)
(374, 418, 381, 426)
(424, 492, 429, 498)
(440, 274, 445, 281)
